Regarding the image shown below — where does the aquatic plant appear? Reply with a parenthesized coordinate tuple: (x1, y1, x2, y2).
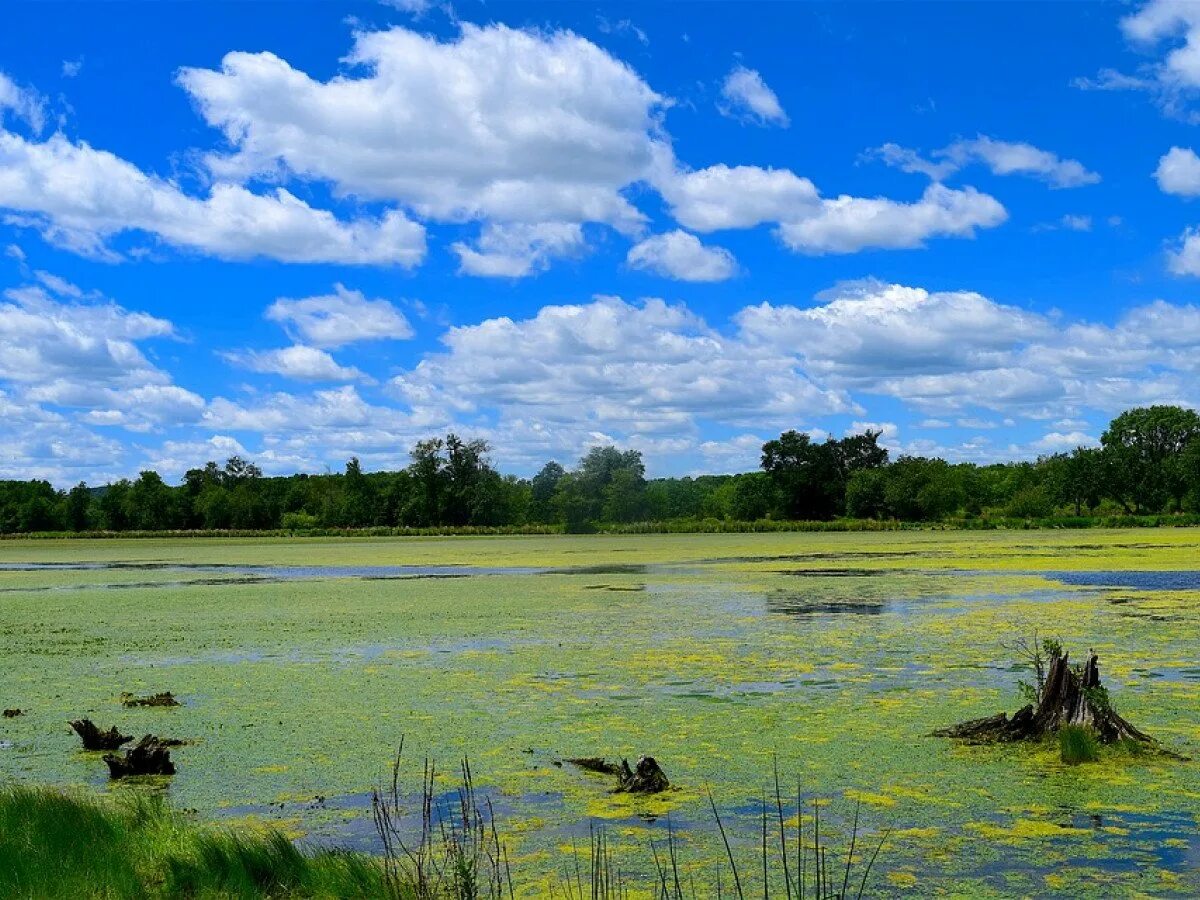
(372, 742, 513, 900)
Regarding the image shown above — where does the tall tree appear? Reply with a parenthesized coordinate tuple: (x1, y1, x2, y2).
(1101, 406, 1200, 513)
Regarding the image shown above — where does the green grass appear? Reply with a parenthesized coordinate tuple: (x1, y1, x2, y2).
(1058, 726, 1101, 765)
(0, 784, 386, 898)
(2, 531, 1200, 895)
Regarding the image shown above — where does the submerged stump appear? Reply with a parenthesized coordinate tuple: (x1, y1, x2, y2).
(934, 649, 1158, 748)
(120, 691, 180, 708)
(104, 735, 176, 778)
(567, 755, 670, 793)
(70, 718, 133, 751)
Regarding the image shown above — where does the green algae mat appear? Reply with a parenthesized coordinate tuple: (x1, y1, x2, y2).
(2, 530, 1199, 896)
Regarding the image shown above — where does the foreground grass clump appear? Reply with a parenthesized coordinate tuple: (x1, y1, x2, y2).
(1058, 725, 1101, 765)
(0, 785, 386, 898)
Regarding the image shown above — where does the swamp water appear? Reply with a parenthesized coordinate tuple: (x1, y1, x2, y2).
(1, 531, 1199, 896)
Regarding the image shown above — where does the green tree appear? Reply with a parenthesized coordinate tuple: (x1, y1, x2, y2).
(126, 471, 176, 530)
(1101, 406, 1200, 513)
(65, 482, 92, 531)
(529, 462, 566, 523)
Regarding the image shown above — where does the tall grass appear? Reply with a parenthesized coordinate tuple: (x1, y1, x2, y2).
(1059, 725, 1101, 765)
(0, 784, 386, 898)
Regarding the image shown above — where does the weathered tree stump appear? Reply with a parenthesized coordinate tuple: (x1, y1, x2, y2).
(616, 756, 669, 793)
(934, 649, 1157, 747)
(104, 735, 176, 778)
(567, 755, 670, 793)
(70, 718, 133, 751)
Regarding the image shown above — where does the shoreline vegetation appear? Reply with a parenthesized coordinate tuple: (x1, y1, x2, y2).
(6, 511, 1200, 540)
(4, 406, 1200, 538)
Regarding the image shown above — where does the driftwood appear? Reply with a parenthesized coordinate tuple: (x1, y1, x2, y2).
(70, 718, 133, 751)
(567, 755, 670, 793)
(120, 691, 180, 708)
(104, 735, 176, 778)
(934, 650, 1156, 746)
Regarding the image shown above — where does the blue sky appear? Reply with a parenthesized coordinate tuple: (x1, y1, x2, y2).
(3, 0, 1200, 486)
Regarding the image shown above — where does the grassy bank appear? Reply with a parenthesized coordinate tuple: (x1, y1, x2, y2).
(0, 785, 387, 898)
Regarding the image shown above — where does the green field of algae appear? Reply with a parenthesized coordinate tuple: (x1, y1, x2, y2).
(2, 529, 1199, 897)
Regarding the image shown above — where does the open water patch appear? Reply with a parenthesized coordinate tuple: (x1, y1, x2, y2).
(1048, 570, 1200, 591)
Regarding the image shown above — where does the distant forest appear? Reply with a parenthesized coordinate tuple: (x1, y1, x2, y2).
(3, 406, 1200, 535)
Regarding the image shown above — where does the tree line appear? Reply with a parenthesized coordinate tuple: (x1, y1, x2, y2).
(3, 406, 1200, 534)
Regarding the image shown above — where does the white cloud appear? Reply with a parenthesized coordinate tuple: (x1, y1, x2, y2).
(737, 280, 1049, 380)
(1167, 226, 1200, 275)
(1031, 430, 1100, 453)
(660, 164, 820, 231)
(1122, 1, 1200, 90)
(1155, 146, 1200, 195)
(452, 222, 586, 277)
(379, 0, 433, 13)
(0, 131, 426, 264)
(390, 296, 853, 440)
(0, 283, 174, 388)
(0, 390, 128, 483)
(626, 230, 737, 281)
(1033, 214, 1093, 233)
(265, 284, 414, 347)
(177, 24, 665, 234)
(224, 345, 366, 382)
(0, 72, 44, 132)
(61, 59, 83, 78)
(719, 65, 789, 126)
(872, 136, 1100, 188)
(660, 166, 1005, 253)
(776, 184, 1007, 254)
(204, 385, 390, 432)
(1080, 2, 1200, 120)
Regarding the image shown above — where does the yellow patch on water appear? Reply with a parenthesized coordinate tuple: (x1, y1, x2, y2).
(966, 818, 1090, 842)
(844, 788, 896, 808)
(886, 870, 919, 888)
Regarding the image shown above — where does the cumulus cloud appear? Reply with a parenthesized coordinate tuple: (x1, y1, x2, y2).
(452, 222, 586, 277)
(390, 296, 853, 440)
(661, 165, 820, 231)
(0, 274, 211, 444)
(178, 24, 665, 234)
(872, 136, 1100, 188)
(737, 281, 1049, 380)
(0, 389, 128, 482)
(718, 65, 789, 126)
(0, 283, 174, 388)
(1155, 146, 1200, 195)
(660, 165, 1005, 253)
(1167, 226, 1200, 275)
(1032, 430, 1100, 453)
(265, 284, 414, 347)
(776, 184, 1007, 254)
(1078, 2, 1200, 120)
(0, 131, 426, 264)
(223, 345, 366, 382)
(626, 230, 737, 281)
(738, 279, 1200, 417)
